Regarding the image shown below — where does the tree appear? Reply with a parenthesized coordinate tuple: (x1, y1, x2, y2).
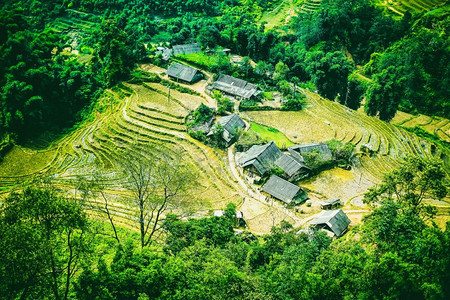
(365, 66, 405, 121)
(364, 156, 447, 218)
(121, 150, 195, 248)
(342, 76, 364, 110)
(273, 61, 289, 82)
(76, 172, 121, 246)
(306, 50, 352, 101)
(0, 186, 90, 299)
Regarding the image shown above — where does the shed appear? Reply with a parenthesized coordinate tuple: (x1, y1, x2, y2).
(288, 143, 333, 161)
(309, 209, 350, 237)
(209, 113, 246, 145)
(262, 175, 307, 204)
(172, 43, 201, 56)
(209, 74, 260, 100)
(238, 141, 282, 176)
(319, 198, 341, 210)
(167, 63, 203, 83)
(155, 47, 173, 61)
(275, 153, 310, 180)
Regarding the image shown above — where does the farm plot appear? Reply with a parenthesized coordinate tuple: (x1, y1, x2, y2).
(1, 81, 303, 233)
(243, 89, 448, 183)
(375, 0, 447, 15)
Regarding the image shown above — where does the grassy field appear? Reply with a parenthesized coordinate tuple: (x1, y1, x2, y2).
(391, 111, 450, 143)
(259, 0, 300, 31)
(1, 63, 448, 231)
(249, 122, 295, 149)
(374, 0, 448, 15)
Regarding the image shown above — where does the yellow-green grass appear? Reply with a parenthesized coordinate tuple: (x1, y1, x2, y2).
(375, 0, 447, 15)
(142, 82, 206, 111)
(249, 122, 295, 149)
(402, 115, 433, 127)
(259, 0, 299, 31)
(0, 146, 55, 177)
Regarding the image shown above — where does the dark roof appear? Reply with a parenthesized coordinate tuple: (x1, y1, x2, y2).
(262, 175, 302, 204)
(167, 63, 201, 82)
(310, 209, 350, 236)
(217, 114, 246, 143)
(155, 48, 173, 60)
(288, 143, 333, 161)
(210, 74, 260, 99)
(319, 198, 341, 207)
(275, 153, 310, 177)
(238, 141, 282, 175)
(172, 43, 201, 56)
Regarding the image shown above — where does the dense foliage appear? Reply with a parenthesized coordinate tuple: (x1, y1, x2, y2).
(1, 158, 448, 299)
(1, 0, 448, 145)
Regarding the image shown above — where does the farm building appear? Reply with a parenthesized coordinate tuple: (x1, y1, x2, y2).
(309, 209, 350, 237)
(320, 198, 341, 210)
(262, 175, 307, 205)
(275, 153, 310, 180)
(209, 74, 260, 100)
(237, 141, 282, 176)
(155, 47, 172, 61)
(172, 43, 201, 56)
(209, 113, 246, 145)
(288, 143, 333, 161)
(167, 63, 203, 84)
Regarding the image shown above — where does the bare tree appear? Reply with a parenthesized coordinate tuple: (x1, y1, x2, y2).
(121, 150, 194, 248)
(75, 172, 121, 246)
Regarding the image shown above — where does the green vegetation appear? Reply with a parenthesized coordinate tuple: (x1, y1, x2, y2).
(235, 130, 267, 152)
(249, 122, 294, 149)
(1, 158, 448, 299)
(175, 52, 232, 74)
(0, 0, 449, 298)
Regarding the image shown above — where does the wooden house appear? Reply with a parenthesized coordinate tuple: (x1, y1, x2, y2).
(262, 175, 307, 205)
(167, 63, 203, 84)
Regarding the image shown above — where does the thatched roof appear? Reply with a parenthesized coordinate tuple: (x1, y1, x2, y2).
(216, 114, 246, 143)
(288, 143, 333, 161)
(275, 153, 310, 178)
(310, 209, 350, 237)
(210, 74, 260, 99)
(262, 175, 303, 204)
(167, 63, 201, 83)
(172, 43, 201, 55)
(238, 141, 282, 175)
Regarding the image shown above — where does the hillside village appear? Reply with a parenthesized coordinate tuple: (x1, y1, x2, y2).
(0, 0, 449, 298)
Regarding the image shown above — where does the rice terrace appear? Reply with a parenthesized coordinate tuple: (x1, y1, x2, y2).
(1, 0, 449, 298)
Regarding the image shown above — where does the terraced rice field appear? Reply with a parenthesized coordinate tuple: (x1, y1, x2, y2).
(1, 80, 305, 233)
(391, 111, 450, 143)
(242, 89, 449, 185)
(376, 0, 447, 15)
(1, 72, 448, 231)
(299, 0, 322, 13)
(259, 0, 299, 30)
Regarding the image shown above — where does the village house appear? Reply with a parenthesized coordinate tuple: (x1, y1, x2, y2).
(309, 209, 350, 237)
(320, 198, 341, 210)
(208, 74, 260, 100)
(155, 46, 172, 61)
(288, 143, 333, 162)
(167, 63, 203, 84)
(274, 153, 310, 181)
(237, 141, 282, 177)
(172, 43, 201, 56)
(262, 175, 308, 205)
(208, 113, 246, 146)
